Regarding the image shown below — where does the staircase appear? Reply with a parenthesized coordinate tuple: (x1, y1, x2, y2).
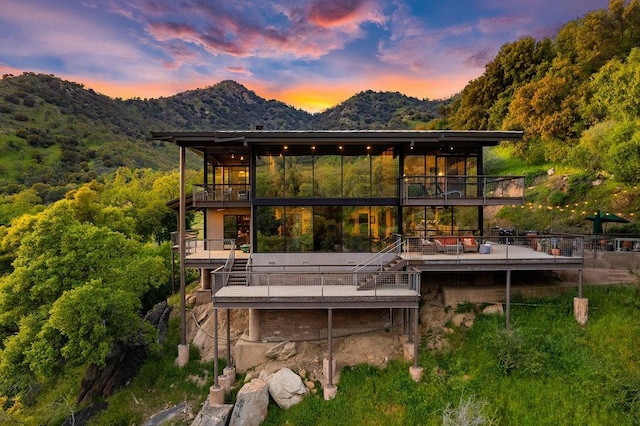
(227, 258, 248, 286)
(356, 256, 407, 290)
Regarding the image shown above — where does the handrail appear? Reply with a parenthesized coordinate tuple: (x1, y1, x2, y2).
(351, 234, 403, 273)
(400, 174, 525, 203)
(213, 270, 421, 302)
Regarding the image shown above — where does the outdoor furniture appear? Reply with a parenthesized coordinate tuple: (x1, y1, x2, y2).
(461, 236, 479, 252)
(432, 236, 463, 254)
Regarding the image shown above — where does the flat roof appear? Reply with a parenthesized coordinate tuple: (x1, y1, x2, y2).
(150, 129, 523, 150)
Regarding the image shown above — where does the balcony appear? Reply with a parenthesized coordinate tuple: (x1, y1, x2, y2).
(401, 175, 525, 206)
(192, 184, 251, 208)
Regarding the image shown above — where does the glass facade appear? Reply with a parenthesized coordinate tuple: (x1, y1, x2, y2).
(256, 205, 398, 253)
(255, 150, 398, 198)
(252, 147, 481, 252)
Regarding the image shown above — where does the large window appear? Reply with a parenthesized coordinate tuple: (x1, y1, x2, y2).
(256, 205, 398, 253)
(402, 206, 479, 236)
(255, 155, 284, 197)
(256, 152, 397, 199)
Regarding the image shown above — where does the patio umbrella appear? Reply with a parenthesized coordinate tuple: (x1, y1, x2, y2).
(585, 210, 629, 234)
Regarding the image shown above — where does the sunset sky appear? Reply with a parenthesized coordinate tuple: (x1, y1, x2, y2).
(0, 0, 608, 112)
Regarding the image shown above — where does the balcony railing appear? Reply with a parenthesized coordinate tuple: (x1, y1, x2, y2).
(400, 175, 525, 206)
(212, 269, 421, 303)
(192, 184, 251, 205)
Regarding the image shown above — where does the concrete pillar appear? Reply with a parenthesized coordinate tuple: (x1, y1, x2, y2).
(223, 366, 236, 385)
(248, 309, 260, 342)
(323, 384, 337, 401)
(218, 374, 231, 393)
(409, 365, 423, 382)
(177, 344, 189, 367)
(209, 385, 225, 406)
(323, 358, 337, 383)
(574, 297, 589, 325)
(201, 269, 212, 290)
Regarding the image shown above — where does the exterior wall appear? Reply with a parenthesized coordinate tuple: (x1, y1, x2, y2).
(205, 207, 251, 246)
(254, 308, 402, 341)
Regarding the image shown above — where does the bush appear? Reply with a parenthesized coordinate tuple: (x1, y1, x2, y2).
(442, 396, 497, 426)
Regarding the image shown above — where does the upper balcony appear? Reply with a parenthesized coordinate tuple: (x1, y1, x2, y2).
(400, 175, 525, 206)
(192, 184, 251, 208)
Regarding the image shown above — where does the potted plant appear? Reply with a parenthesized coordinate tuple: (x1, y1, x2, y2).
(550, 238, 561, 256)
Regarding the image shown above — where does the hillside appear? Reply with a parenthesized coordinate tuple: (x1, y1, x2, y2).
(0, 73, 446, 197)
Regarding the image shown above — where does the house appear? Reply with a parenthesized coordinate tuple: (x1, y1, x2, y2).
(152, 130, 584, 398)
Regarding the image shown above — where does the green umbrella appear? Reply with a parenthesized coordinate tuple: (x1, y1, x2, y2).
(585, 210, 629, 234)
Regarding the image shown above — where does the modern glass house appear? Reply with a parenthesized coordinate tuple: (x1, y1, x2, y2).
(152, 130, 584, 395)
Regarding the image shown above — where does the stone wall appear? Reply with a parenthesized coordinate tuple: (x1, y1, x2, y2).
(256, 308, 402, 342)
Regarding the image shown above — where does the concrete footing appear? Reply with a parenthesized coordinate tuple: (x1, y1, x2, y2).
(573, 297, 589, 325)
(403, 342, 415, 362)
(409, 365, 423, 382)
(323, 358, 337, 383)
(177, 344, 189, 367)
(209, 385, 225, 406)
(323, 385, 337, 400)
(223, 366, 236, 385)
(218, 374, 231, 393)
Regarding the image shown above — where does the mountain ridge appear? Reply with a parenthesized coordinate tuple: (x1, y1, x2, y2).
(0, 72, 448, 196)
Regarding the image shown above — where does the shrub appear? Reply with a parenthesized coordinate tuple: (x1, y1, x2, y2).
(442, 396, 497, 426)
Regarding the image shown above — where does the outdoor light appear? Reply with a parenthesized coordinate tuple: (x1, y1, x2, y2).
(410, 140, 415, 150)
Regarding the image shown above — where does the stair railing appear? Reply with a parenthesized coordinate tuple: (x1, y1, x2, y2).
(351, 234, 403, 274)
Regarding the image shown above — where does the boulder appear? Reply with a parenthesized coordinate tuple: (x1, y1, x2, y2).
(420, 304, 447, 332)
(229, 379, 269, 426)
(482, 304, 504, 316)
(191, 399, 233, 426)
(264, 341, 297, 360)
(265, 368, 309, 410)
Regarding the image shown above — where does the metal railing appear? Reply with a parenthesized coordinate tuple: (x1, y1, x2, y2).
(403, 234, 585, 263)
(193, 184, 251, 204)
(352, 234, 403, 273)
(212, 270, 421, 302)
(400, 175, 525, 204)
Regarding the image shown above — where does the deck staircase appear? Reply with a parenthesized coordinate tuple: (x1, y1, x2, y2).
(356, 256, 407, 290)
(227, 258, 248, 286)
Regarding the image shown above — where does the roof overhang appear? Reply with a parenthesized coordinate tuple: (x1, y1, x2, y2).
(149, 130, 524, 158)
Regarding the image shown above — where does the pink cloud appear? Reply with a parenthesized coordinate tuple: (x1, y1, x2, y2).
(227, 66, 253, 76)
(130, 0, 384, 60)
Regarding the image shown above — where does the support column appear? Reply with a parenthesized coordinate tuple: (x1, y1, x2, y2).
(224, 309, 236, 385)
(177, 144, 189, 367)
(409, 306, 423, 382)
(248, 309, 260, 342)
(201, 269, 212, 290)
(505, 270, 511, 328)
(324, 308, 337, 400)
(210, 308, 225, 405)
(578, 269, 583, 299)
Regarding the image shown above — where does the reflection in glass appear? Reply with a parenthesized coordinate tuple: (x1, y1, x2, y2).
(256, 206, 284, 252)
(342, 206, 371, 252)
(313, 206, 342, 251)
(285, 206, 313, 252)
(314, 155, 342, 197)
(343, 155, 370, 197)
(255, 155, 284, 197)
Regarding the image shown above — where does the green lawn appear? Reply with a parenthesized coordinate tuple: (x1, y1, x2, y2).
(264, 285, 640, 425)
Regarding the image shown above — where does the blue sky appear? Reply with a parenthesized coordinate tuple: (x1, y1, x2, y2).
(0, 0, 608, 112)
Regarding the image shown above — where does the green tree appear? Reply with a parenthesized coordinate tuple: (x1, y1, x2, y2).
(0, 200, 167, 399)
(588, 48, 640, 121)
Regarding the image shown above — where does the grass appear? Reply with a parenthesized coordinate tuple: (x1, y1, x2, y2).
(17, 284, 639, 424)
(263, 285, 640, 425)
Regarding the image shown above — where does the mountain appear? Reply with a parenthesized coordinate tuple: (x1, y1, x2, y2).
(0, 73, 447, 196)
(311, 89, 446, 130)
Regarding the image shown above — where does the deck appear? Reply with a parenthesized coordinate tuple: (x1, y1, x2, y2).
(179, 236, 584, 309)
